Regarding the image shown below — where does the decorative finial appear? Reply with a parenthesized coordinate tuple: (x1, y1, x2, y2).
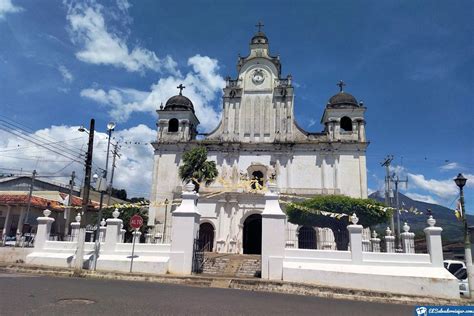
(337, 80, 346, 92)
(403, 222, 410, 232)
(75, 213, 81, 223)
(255, 21, 264, 32)
(177, 84, 185, 96)
(100, 218, 106, 227)
(350, 213, 359, 225)
(427, 215, 436, 227)
(385, 227, 392, 236)
(184, 182, 195, 192)
(372, 230, 378, 238)
(159, 102, 163, 110)
(112, 208, 120, 219)
(43, 208, 51, 217)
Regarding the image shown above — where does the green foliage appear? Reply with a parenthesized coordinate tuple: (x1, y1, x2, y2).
(286, 195, 391, 228)
(111, 188, 127, 201)
(178, 146, 218, 192)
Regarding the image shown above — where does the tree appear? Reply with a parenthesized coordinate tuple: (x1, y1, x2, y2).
(111, 188, 127, 201)
(286, 195, 392, 229)
(178, 146, 218, 192)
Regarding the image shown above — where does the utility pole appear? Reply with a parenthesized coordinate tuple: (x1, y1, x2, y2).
(64, 171, 75, 236)
(392, 174, 408, 251)
(106, 143, 120, 206)
(75, 119, 95, 272)
(381, 155, 394, 232)
(23, 169, 37, 233)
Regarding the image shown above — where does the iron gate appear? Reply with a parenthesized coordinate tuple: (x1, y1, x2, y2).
(191, 238, 206, 273)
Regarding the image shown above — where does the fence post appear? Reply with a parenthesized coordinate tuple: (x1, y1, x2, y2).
(103, 209, 122, 254)
(371, 230, 381, 252)
(261, 183, 286, 280)
(120, 224, 126, 243)
(424, 216, 444, 267)
(99, 218, 107, 243)
(401, 222, 415, 253)
(385, 227, 395, 253)
(168, 182, 201, 275)
(348, 213, 363, 264)
(70, 213, 81, 242)
(145, 233, 153, 244)
(34, 209, 55, 250)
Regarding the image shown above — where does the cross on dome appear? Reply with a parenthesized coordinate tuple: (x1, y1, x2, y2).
(177, 84, 185, 95)
(337, 80, 346, 92)
(255, 21, 264, 32)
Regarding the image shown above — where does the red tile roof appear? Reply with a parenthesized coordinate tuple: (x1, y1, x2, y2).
(0, 193, 98, 211)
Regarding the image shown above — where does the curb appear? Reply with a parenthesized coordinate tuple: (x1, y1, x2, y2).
(0, 263, 469, 306)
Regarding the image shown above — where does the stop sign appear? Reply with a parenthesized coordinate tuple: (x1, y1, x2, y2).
(129, 214, 144, 229)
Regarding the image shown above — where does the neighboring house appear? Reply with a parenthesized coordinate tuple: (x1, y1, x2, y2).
(148, 29, 368, 254)
(0, 176, 124, 240)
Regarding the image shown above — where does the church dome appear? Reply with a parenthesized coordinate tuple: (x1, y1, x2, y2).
(327, 91, 358, 107)
(251, 31, 268, 45)
(164, 94, 194, 112)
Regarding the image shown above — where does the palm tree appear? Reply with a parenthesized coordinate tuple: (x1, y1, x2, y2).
(179, 146, 218, 192)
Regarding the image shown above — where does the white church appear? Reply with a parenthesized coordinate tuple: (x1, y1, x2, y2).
(148, 27, 368, 255)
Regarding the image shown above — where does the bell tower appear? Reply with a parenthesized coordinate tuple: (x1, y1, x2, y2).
(321, 81, 367, 142)
(156, 84, 199, 142)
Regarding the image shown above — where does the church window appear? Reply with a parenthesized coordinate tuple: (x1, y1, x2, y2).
(168, 118, 179, 132)
(251, 171, 264, 190)
(340, 116, 352, 132)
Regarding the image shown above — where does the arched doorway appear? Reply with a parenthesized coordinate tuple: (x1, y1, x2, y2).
(298, 226, 316, 249)
(199, 223, 214, 252)
(243, 214, 262, 254)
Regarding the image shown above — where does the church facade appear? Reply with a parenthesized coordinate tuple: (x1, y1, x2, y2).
(148, 29, 368, 254)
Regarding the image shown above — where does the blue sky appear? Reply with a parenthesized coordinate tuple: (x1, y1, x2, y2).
(0, 0, 473, 210)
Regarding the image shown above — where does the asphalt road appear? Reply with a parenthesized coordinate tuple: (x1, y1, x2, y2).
(0, 272, 414, 315)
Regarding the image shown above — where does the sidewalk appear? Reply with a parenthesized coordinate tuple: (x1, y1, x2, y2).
(0, 262, 468, 306)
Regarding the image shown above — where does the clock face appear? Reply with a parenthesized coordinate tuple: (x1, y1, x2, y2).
(252, 69, 265, 85)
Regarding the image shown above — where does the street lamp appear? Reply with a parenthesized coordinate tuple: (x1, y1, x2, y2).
(454, 173, 473, 298)
(91, 121, 116, 270)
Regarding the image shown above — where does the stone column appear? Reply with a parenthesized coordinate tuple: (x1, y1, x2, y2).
(70, 213, 81, 242)
(348, 213, 363, 264)
(132, 231, 142, 243)
(168, 183, 201, 275)
(424, 216, 444, 267)
(401, 222, 415, 253)
(370, 231, 381, 252)
(34, 209, 55, 250)
(103, 209, 123, 254)
(385, 227, 395, 253)
(261, 183, 286, 280)
(145, 233, 153, 244)
(216, 197, 227, 253)
(98, 218, 106, 243)
(2, 205, 11, 242)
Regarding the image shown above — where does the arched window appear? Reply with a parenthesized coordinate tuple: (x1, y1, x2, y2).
(340, 116, 352, 132)
(251, 171, 264, 190)
(168, 118, 179, 133)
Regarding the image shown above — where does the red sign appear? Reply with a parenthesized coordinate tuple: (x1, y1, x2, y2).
(129, 214, 144, 229)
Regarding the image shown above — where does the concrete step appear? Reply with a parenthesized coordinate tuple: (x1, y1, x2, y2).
(202, 254, 261, 278)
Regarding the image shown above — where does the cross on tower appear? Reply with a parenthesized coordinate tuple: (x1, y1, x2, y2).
(177, 84, 185, 95)
(337, 80, 346, 92)
(255, 21, 264, 32)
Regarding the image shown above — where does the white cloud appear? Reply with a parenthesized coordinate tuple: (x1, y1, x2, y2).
(0, 124, 155, 198)
(58, 65, 73, 83)
(404, 192, 439, 205)
(440, 162, 461, 172)
(81, 54, 225, 131)
(65, 0, 176, 74)
(407, 173, 458, 199)
(0, 0, 22, 19)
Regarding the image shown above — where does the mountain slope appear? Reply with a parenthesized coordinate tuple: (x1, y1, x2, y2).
(369, 191, 472, 242)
